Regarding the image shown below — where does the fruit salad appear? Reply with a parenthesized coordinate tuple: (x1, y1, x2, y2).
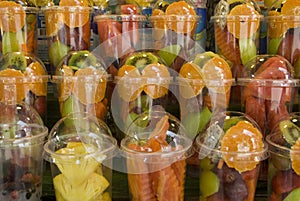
(150, 0, 199, 72)
(178, 52, 233, 140)
(267, 114, 300, 201)
(111, 51, 172, 140)
(53, 50, 109, 121)
(0, 52, 48, 119)
(195, 111, 268, 201)
(266, 0, 300, 78)
(0, 1, 38, 56)
(121, 113, 193, 201)
(212, 0, 261, 78)
(44, 0, 92, 74)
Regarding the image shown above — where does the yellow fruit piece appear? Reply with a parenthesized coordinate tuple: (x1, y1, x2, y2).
(142, 63, 171, 99)
(0, 68, 27, 103)
(45, 9, 64, 37)
(227, 4, 260, 39)
(201, 56, 232, 93)
(221, 121, 264, 173)
(54, 142, 101, 186)
(24, 61, 48, 96)
(0, 1, 25, 32)
(117, 65, 143, 102)
(53, 172, 109, 201)
(267, 10, 289, 38)
(71, 67, 107, 105)
(290, 137, 300, 175)
(179, 62, 204, 99)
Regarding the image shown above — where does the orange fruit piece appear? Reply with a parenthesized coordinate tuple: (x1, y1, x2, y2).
(202, 56, 232, 93)
(45, 9, 64, 37)
(227, 4, 260, 39)
(58, 65, 74, 102)
(151, 9, 166, 29)
(0, 1, 26, 32)
(117, 65, 143, 102)
(179, 62, 204, 99)
(142, 63, 171, 99)
(59, 0, 90, 28)
(0, 68, 27, 103)
(220, 120, 264, 173)
(24, 61, 48, 96)
(290, 137, 300, 175)
(165, 1, 197, 33)
(267, 10, 288, 38)
(281, 0, 300, 16)
(71, 67, 107, 105)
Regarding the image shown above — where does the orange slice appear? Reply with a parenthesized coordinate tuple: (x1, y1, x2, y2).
(24, 61, 47, 96)
(267, 10, 288, 38)
(117, 65, 143, 102)
(0, 68, 27, 103)
(0, 1, 26, 33)
(202, 56, 232, 93)
(227, 4, 260, 39)
(151, 9, 166, 30)
(281, 0, 300, 16)
(220, 120, 264, 173)
(165, 1, 196, 16)
(142, 63, 170, 99)
(179, 62, 204, 99)
(45, 9, 64, 37)
(71, 67, 107, 105)
(290, 137, 300, 175)
(59, 0, 90, 28)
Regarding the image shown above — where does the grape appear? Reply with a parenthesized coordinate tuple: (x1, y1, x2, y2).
(224, 179, 248, 201)
(200, 157, 214, 171)
(199, 170, 220, 198)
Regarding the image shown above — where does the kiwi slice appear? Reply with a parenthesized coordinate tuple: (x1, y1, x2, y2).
(223, 116, 242, 132)
(125, 52, 159, 70)
(279, 120, 300, 145)
(2, 52, 27, 72)
(68, 50, 98, 69)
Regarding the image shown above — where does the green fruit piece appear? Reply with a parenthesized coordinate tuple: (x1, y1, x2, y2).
(199, 157, 214, 170)
(2, 52, 27, 72)
(239, 38, 257, 66)
(68, 50, 98, 69)
(193, 51, 216, 68)
(49, 40, 70, 67)
(157, 45, 181, 67)
(271, 154, 291, 171)
(124, 112, 139, 131)
(182, 106, 212, 139)
(279, 120, 300, 145)
(61, 95, 84, 118)
(223, 116, 242, 132)
(199, 170, 219, 198)
(2, 31, 25, 55)
(267, 38, 282, 55)
(125, 52, 159, 70)
(264, 0, 283, 9)
(283, 187, 300, 201)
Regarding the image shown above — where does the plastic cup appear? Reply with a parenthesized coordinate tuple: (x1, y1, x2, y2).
(120, 111, 193, 200)
(0, 6, 38, 56)
(267, 129, 300, 201)
(43, 113, 117, 201)
(194, 111, 268, 201)
(43, 6, 92, 75)
(0, 123, 48, 201)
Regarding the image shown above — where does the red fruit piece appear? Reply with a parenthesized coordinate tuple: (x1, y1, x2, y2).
(266, 100, 291, 133)
(272, 170, 300, 194)
(121, 4, 138, 15)
(245, 95, 266, 134)
(97, 18, 122, 42)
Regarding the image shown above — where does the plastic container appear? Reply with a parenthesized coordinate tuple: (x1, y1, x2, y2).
(120, 110, 193, 201)
(43, 113, 117, 201)
(194, 111, 268, 201)
(0, 123, 48, 201)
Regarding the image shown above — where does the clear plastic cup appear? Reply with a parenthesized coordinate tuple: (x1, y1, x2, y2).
(52, 50, 110, 122)
(0, 123, 48, 201)
(43, 6, 92, 74)
(120, 111, 193, 201)
(0, 52, 49, 121)
(194, 111, 268, 201)
(0, 6, 38, 56)
(43, 113, 117, 201)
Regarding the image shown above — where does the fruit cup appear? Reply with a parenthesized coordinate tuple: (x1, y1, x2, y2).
(0, 2, 38, 57)
(194, 111, 268, 201)
(44, 5, 92, 75)
(267, 115, 300, 201)
(177, 51, 234, 142)
(43, 113, 117, 201)
(52, 50, 110, 122)
(0, 123, 48, 201)
(0, 52, 49, 121)
(120, 111, 193, 201)
(149, 1, 199, 72)
(110, 51, 173, 142)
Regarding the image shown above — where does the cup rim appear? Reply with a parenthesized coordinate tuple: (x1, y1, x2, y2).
(52, 74, 111, 83)
(0, 75, 49, 84)
(266, 132, 294, 153)
(42, 5, 92, 12)
(0, 6, 39, 13)
(94, 14, 146, 22)
(149, 14, 200, 21)
(265, 15, 300, 21)
(211, 14, 263, 22)
(237, 78, 300, 87)
(114, 76, 173, 84)
(177, 77, 235, 86)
